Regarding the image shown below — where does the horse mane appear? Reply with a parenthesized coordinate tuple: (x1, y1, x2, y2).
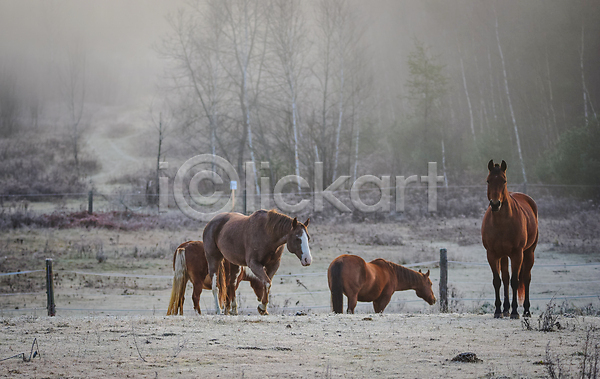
(265, 209, 294, 237)
(376, 259, 423, 287)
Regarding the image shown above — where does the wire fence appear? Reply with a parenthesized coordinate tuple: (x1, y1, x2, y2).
(1, 256, 598, 316)
(1, 182, 598, 216)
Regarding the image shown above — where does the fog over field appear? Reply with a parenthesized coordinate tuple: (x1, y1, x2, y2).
(0, 0, 598, 199)
(1, 5, 599, 378)
(0, 0, 600, 189)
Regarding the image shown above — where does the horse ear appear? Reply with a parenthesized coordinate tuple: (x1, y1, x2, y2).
(500, 160, 507, 172)
(488, 160, 494, 171)
(292, 217, 298, 228)
(425, 270, 430, 278)
(418, 269, 422, 273)
(304, 217, 310, 227)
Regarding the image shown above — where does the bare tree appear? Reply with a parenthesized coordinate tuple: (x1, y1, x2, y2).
(459, 51, 476, 142)
(146, 104, 172, 206)
(0, 74, 21, 137)
(312, 0, 336, 181)
(493, 3, 527, 186)
(330, 0, 349, 182)
(268, 0, 309, 191)
(220, 0, 271, 193)
(346, 34, 372, 182)
(59, 47, 88, 176)
(313, 0, 361, 184)
(580, 23, 588, 125)
(162, 2, 228, 163)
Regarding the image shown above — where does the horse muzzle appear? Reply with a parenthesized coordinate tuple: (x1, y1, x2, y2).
(489, 200, 501, 212)
(301, 255, 312, 266)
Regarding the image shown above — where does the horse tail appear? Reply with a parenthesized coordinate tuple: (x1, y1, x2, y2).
(167, 248, 188, 315)
(328, 260, 344, 314)
(216, 259, 227, 309)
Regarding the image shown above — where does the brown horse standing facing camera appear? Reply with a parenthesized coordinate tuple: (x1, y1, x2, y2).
(327, 254, 436, 314)
(203, 209, 312, 315)
(482, 160, 538, 319)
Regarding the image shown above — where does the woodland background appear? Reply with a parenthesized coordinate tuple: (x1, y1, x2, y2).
(0, 0, 598, 204)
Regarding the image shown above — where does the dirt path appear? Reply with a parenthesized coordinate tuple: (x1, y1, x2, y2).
(85, 107, 149, 188)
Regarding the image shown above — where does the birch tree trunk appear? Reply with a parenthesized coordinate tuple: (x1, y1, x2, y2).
(61, 49, 87, 177)
(352, 100, 360, 182)
(487, 48, 498, 124)
(441, 138, 448, 188)
(332, 52, 344, 182)
(270, 0, 307, 192)
(328, 0, 354, 183)
(544, 49, 557, 140)
(494, 4, 527, 186)
(460, 55, 476, 142)
(580, 24, 589, 125)
(243, 2, 260, 194)
(223, 0, 264, 194)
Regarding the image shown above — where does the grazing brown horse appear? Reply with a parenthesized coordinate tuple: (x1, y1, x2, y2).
(203, 209, 312, 315)
(481, 160, 538, 319)
(327, 254, 436, 314)
(166, 241, 265, 315)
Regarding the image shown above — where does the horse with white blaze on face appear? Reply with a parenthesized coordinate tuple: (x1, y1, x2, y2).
(202, 209, 312, 315)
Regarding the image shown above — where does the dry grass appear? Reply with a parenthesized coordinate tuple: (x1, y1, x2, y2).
(544, 326, 600, 379)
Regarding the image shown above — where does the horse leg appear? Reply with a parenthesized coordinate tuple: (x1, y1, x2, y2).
(248, 259, 272, 315)
(250, 280, 266, 314)
(488, 256, 503, 318)
(227, 264, 240, 315)
(255, 262, 280, 316)
(509, 252, 523, 319)
(521, 247, 535, 318)
(346, 292, 358, 314)
(373, 292, 392, 313)
(191, 283, 202, 315)
(257, 286, 270, 315)
(222, 263, 230, 315)
(205, 253, 223, 315)
(500, 256, 510, 317)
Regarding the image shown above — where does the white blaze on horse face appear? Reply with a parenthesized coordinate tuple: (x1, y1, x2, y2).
(300, 229, 312, 266)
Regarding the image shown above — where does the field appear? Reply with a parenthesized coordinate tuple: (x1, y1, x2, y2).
(1, 214, 599, 378)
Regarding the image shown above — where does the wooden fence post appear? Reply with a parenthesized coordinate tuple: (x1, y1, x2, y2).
(88, 190, 93, 214)
(439, 248, 448, 313)
(243, 189, 247, 215)
(46, 258, 56, 316)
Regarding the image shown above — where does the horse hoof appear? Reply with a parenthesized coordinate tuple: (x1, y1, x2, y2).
(494, 313, 502, 319)
(257, 305, 269, 316)
(510, 313, 520, 320)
